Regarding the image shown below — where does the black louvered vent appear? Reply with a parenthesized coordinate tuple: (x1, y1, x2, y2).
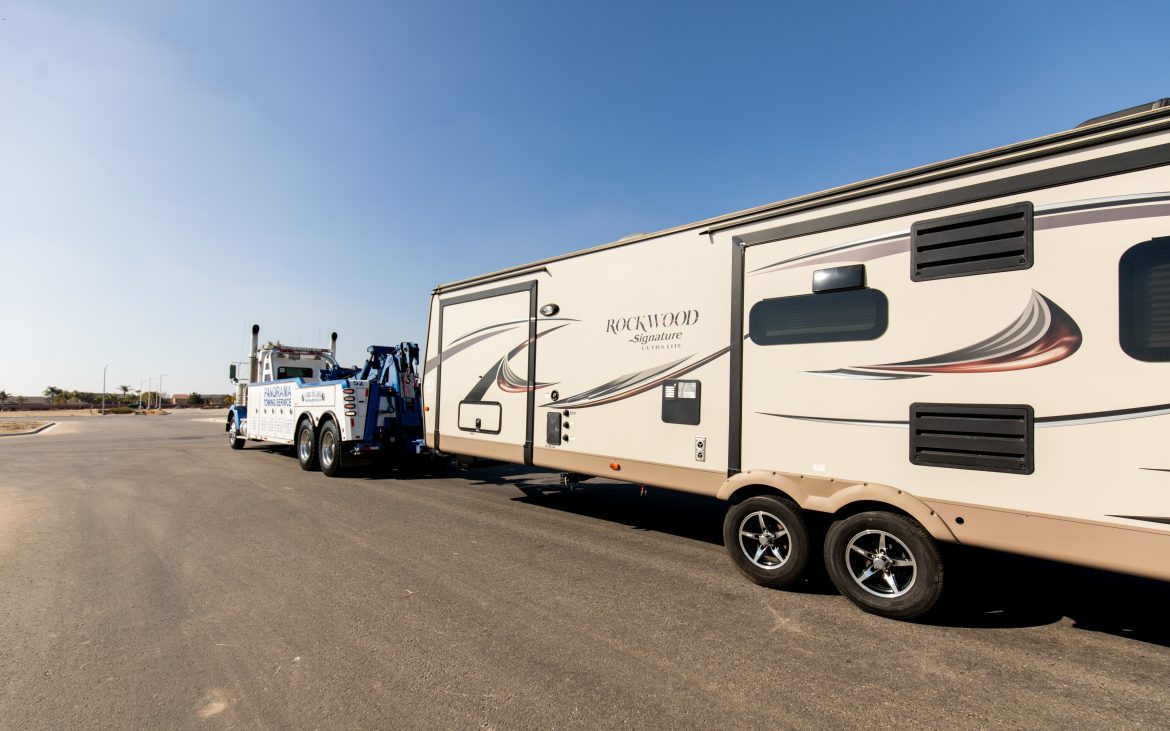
(909, 403, 1033, 474)
(911, 202, 1033, 281)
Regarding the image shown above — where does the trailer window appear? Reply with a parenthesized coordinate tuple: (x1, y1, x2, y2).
(748, 289, 888, 345)
(277, 366, 314, 379)
(1119, 237, 1170, 362)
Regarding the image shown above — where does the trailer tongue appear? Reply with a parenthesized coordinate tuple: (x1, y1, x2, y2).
(226, 325, 423, 476)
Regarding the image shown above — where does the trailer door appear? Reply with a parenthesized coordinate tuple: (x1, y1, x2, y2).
(434, 281, 537, 465)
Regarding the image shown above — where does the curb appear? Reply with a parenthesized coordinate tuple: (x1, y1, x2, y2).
(0, 422, 57, 438)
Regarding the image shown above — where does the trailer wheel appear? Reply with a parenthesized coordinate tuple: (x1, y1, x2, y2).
(723, 495, 810, 589)
(824, 511, 944, 620)
(228, 417, 244, 450)
(297, 419, 319, 471)
(318, 420, 343, 477)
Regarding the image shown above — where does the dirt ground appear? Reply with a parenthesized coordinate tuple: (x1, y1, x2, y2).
(0, 421, 47, 432)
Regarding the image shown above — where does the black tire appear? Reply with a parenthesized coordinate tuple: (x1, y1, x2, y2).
(824, 511, 944, 620)
(297, 419, 319, 471)
(723, 495, 811, 589)
(318, 419, 343, 477)
(228, 417, 244, 450)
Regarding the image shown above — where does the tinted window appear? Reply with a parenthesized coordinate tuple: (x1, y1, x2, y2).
(277, 366, 314, 378)
(749, 289, 888, 345)
(1120, 237, 1170, 362)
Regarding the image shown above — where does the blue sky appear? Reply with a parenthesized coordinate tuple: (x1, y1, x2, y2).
(1, 0, 1168, 397)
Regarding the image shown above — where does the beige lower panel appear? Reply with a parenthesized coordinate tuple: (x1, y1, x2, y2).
(532, 447, 725, 496)
(925, 499, 1170, 582)
(437, 434, 525, 464)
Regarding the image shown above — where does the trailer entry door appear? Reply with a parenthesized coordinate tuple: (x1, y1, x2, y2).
(435, 281, 537, 465)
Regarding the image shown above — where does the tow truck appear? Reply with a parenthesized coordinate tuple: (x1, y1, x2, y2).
(226, 324, 424, 476)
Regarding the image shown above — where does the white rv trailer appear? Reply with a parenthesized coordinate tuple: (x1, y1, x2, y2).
(423, 100, 1170, 619)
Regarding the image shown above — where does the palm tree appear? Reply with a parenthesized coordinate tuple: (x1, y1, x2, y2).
(118, 385, 132, 404)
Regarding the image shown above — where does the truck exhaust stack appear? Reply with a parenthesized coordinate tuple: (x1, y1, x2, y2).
(248, 324, 260, 385)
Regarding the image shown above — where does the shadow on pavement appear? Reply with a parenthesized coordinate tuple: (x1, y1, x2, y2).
(354, 461, 1170, 644)
(932, 548, 1170, 646)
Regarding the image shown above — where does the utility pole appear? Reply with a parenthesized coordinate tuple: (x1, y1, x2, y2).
(158, 373, 166, 410)
(101, 364, 109, 415)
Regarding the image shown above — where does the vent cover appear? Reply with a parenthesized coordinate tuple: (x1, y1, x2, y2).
(909, 403, 1033, 474)
(911, 202, 1033, 281)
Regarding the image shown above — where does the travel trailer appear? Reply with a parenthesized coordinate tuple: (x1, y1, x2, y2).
(422, 100, 1170, 619)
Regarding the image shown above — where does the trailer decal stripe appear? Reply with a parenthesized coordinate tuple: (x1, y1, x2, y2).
(449, 317, 580, 347)
(461, 323, 570, 400)
(806, 369, 927, 380)
(425, 327, 520, 374)
(758, 403, 1170, 428)
(427, 319, 578, 375)
(543, 347, 731, 409)
(1107, 516, 1170, 526)
(806, 291, 1082, 377)
(749, 192, 1170, 275)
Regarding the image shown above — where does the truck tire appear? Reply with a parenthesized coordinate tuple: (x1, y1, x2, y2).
(297, 419, 319, 471)
(318, 419, 343, 477)
(824, 511, 944, 620)
(723, 495, 811, 589)
(228, 417, 244, 450)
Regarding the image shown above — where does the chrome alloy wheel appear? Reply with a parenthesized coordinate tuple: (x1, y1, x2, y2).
(320, 428, 337, 469)
(738, 510, 792, 570)
(298, 427, 314, 462)
(844, 529, 917, 598)
(229, 422, 238, 445)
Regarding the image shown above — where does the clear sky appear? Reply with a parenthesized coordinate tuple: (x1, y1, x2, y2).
(1, 0, 1168, 397)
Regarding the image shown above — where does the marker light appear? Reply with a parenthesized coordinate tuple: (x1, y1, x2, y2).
(343, 388, 355, 394)
(609, 463, 621, 471)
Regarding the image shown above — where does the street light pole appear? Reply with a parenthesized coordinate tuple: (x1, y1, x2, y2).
(101, 364, 109, 415)
(158, 373, 166, 410)
(146, 377, 153, 412)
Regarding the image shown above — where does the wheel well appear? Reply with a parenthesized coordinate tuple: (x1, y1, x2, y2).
(727, 484, 799, 506)
(831, 500, 916, 522)
(296, 412, 317, 432)
(728, 489, 919, 527)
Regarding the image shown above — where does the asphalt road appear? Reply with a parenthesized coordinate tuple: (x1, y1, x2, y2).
(1, 413, 1168, 729)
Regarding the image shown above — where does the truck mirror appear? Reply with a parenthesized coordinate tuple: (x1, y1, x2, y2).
(229, 364, 237, 382)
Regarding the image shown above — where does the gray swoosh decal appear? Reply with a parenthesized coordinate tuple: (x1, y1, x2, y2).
(806, 369, 927, 380)
(1107, 515, 1170, 526)
(464, 362, 502, 402)
(425, 327, 520, 374)
(543, 347, 731, 409)
(751, 192, 1170, 276)
(758, 403, 1170, 428)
